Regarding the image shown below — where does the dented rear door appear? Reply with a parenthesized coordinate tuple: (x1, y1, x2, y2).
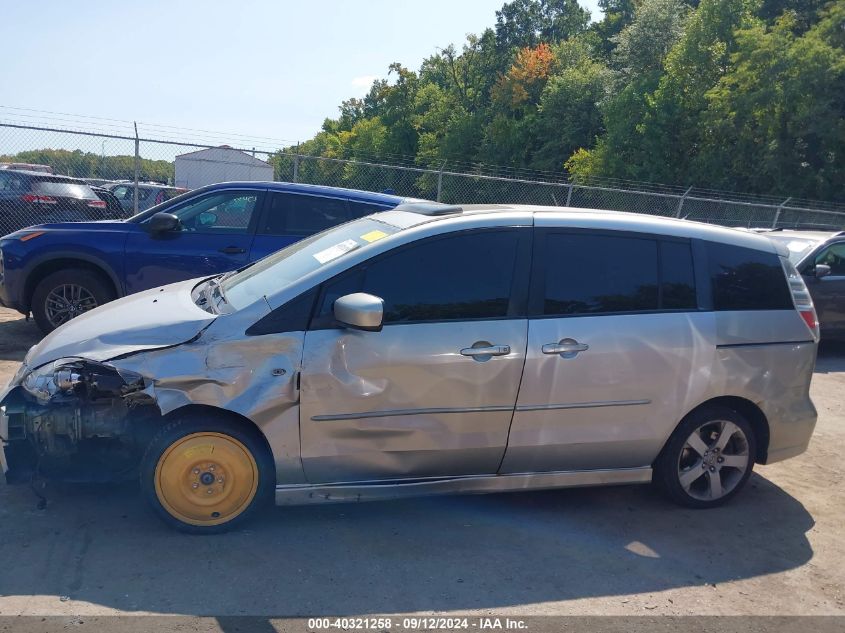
(298, 227, 531, 483)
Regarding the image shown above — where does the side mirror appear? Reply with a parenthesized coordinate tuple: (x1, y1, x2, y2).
(334, 293, 384, 332)
(815, 264, 832, 279)
(148, 211, 180, 233)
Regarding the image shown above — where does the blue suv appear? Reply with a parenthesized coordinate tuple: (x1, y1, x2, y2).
(0, 181, 413, 333)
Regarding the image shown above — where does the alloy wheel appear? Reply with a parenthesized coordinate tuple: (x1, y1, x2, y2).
(44, 284, 99, 328)
(677, 420, 751, 501)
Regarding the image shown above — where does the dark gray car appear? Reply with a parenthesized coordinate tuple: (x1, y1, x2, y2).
(759, 229, 845, 340)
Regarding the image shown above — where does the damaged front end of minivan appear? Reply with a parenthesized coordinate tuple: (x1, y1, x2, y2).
(1, 357, 161, 483)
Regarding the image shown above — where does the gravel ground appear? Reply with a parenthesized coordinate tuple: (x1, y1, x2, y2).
(0, 307, 843, 617)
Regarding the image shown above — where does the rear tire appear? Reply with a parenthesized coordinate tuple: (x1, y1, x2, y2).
(140, 413, 275, 534)
(31, 268, 115, 334)
(654, 406, 756, 508)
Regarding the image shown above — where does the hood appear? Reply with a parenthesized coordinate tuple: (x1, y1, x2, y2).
(21, 219, 130, 233)
(2, 220, 132, 242)
(25, 278, 216, 368)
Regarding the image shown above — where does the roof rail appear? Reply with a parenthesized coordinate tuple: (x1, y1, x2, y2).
(392, 202, 463, 216)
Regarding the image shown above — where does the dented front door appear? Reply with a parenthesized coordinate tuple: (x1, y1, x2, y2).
(298, 228, 531, 484)
(299, 321, 528, 483)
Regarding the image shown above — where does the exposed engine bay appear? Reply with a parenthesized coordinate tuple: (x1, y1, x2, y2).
(2, 359, 159, 483)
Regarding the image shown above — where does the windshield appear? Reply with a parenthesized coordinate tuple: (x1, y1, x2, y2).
(220, 217, 400, 309)
(766, 235, 820, 265)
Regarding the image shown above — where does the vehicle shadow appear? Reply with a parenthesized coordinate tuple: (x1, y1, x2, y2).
(816, 339, 845, 373)
(0, 314, 40, 362)
(0, 472, 814, 615)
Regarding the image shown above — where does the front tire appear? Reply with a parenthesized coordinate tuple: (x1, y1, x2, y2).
(140, 414, 275, 534)
(31, 268, 115, 333)
(654, 406, 756, 508)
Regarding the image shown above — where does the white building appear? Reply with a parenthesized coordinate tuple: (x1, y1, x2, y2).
(174, 146, 274, 189)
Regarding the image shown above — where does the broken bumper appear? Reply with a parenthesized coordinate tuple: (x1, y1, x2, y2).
(0, 370, 24, 484)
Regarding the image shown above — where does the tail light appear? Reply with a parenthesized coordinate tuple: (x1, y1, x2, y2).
(87, 200, 107, 209)
(782, 258, 819, 340)
(20, 194, 57, 205)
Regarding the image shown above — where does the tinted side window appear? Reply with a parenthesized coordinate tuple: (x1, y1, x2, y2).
(543, 233, 659, 315)
(706, 242, 792, 310)
(661, 241, 697, 310)
(0, 172, 26, 191)
(111, 185, 131, 200)
(816, 242, 845, 276)
(314, 230, 522, 326)
(166, 191, 260, 233)
(261, 193, 348, 236)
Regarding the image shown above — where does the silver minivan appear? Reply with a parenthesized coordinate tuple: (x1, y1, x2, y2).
(0, 204, 819, 532)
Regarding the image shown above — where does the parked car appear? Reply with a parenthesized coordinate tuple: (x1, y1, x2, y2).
(0, 204, 819, 532)
(0, 169, 111, 235)
(0, 182, 418, 333)
(754, 229, 845, 340)
(90, 185, 125, 220)
(103, 181, 188, 213)
(84, 178, 117, 188)
(0, 162, 53, 174)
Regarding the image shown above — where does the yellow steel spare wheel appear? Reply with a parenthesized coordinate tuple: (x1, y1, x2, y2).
(154, 432, 259, 527)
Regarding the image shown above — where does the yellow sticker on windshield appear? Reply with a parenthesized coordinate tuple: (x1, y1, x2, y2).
(361, 230, 388, 243)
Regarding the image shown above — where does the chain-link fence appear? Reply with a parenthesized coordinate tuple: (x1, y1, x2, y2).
(2, 121, 844, 237)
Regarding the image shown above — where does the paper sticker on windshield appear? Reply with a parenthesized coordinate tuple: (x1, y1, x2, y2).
(313, 239, 359, 264)
(360, 230, 388, 243)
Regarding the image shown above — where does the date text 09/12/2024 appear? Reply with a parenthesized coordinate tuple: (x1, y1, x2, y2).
(306, 617, 529, 630)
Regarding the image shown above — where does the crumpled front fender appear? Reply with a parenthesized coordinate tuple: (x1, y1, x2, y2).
(109, 331, 307, 484)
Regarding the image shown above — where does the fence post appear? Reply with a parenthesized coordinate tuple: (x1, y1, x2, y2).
(293, 153, 300, 183)
(565, 183, 574, 207)
(133, 121, 140, 215)
(674, 186, 693, 218)
(436, 161, 446, 202)
(772, 197, 791, 228)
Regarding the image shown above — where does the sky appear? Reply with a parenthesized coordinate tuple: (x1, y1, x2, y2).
(0, 0, 602, 151)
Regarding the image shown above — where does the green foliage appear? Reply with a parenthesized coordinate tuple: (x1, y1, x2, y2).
(0, 148, 173, 182)
(495, 0, 592, 51)
(286, 0, 844, 201)
(696, 3, 845, 198)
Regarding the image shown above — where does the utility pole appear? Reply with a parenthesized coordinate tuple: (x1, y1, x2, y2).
(133, 121, 140, 215)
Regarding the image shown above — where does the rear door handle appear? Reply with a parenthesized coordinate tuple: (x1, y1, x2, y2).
(460, 344, 511, 358)
(542, 339, 589, 358)
(219, 246, 246, 255)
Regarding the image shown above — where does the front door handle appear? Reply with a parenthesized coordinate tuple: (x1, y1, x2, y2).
(460, 344, 511, 359)
(219, 246, 247, 255)
(542, 338, 589, 358)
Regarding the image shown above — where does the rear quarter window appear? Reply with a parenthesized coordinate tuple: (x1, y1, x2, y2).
(0, 172, 27, 191)
(706, 241, 792, 310)
(33, 181, 98, 199)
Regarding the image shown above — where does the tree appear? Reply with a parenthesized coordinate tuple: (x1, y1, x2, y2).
(568, 0, 759, 183)
(495, 0, 590, 52)
(696, 3, 845, 198)
(612, 0, 690, 78)
(492, 42, 557, 110)
(0, 148, 173, 182)
(592, 0, 639, 58)
(566, 0, 693, 181)
(280, 0, 844, 203)
(533, 47, 612, 171)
